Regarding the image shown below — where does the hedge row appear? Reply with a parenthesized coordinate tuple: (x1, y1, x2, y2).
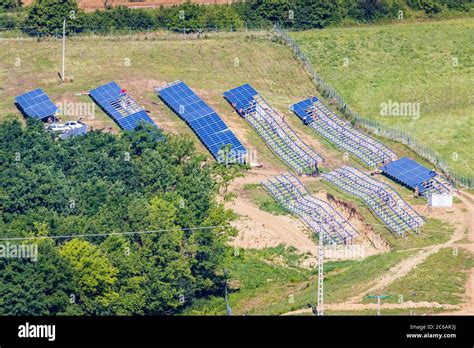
(0, 0, 472, 35)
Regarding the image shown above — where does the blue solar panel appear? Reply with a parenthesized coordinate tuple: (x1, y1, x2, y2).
(15, 88, 58, 120)
(223, 84, 258, 112)
(89, 82, 158, 131)
(381, 157, 436, 192)
(290, 97, 317, 124)
(156, 81, 247, 162)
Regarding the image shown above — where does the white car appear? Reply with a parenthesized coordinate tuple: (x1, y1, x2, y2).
(45, 123, 72, 134)
(64, 121, 85, 130)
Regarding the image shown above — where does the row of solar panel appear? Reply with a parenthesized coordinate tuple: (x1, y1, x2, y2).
(223, 83, 258, 112)
(15, 83, 443, 194)
(156, 81, 247, 162)
(224, 83, 325, 170)
(190, 115, 228, 135)
(291, 97, 315, 124)
(381, 157, 437, 193)
(89, 81, 158, 131)
(15, 82, 157, 133)
(179, 104, 215, 122)
(201, 129, 244, 157)
(89, 82, 124, 103)
(15, 88, 59, 120)
(221, 84, 449, 194)
(14, 82, 246, 163)
(159, 85, 216, 123)
(114, 110, 156, 132)
(290, 95, 440, 191)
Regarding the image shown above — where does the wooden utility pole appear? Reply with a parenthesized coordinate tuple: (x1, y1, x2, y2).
(61, 19, 66, 82)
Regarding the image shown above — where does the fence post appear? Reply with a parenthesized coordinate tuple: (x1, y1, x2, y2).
(272, 22, 472, 188)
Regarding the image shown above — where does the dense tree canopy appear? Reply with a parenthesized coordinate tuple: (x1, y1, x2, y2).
(6, 0, 471, 35)
(0, 119, 238, 315)
(0, 239, 78, 315)
(0, 0, 17, 11)
(24, 0, 80, 35)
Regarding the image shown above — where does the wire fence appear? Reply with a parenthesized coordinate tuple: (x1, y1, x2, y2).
(0, 22, 471, 188)
(0, 22, 274, 40)
(274, 23, 473, 189)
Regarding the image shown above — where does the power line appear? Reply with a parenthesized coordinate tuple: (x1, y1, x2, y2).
(0, 215, 454, 242)
(0, 189, 459, 241)
(0, 225, 228, 242)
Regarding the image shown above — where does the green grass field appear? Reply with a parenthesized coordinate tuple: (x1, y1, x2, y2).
(242, 183, 289, 215)
(362, 247, 473, 305)
(0, 33, 319, 170)
(0, 33, 317, 118)
(184, 247, 414, 315)
(292, 18, 474, 175)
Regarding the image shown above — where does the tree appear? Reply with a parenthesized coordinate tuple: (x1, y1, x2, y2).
(201, 4, 244, 30)
(211, 164, 247, 201)
(355, 0, 390, 21)
(212, 144, 248, 200)
(123, 122, 164, 156)
(407, 0, 444, 14)
(59, 239, 119, 314)
(0, 240, 77, 315)
(294, 0, 342, 29)
(100, 236, 147, 315)
(24, 0, 81, 36)
(420, 0, 443, 14)
(0, 119, 232, 315)
(443, 0, 470, 11)
(161, 1, 205, 31)
(191, 203, 236, 294)
(140, 197, 195, 314)
(0, 0, 17, 11)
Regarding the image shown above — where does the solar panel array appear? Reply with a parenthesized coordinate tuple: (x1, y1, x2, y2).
(15, 88, 58, 120)
(89, 82, 157, 131)
(223, 83, 258, 113)
(262, 172, 358, 245)
(290, 97, 315, 124)
(155, 81, 247, 163)
(224, 84, 324, 175)
(291, 97, 397, 167)
(322, 166, 424, 236)
(381, 157, 451, 195)
(381, 157, 435, 188)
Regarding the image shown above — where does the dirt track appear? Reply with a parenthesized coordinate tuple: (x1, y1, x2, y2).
(282, 191, 474, 315)
(219, 98, 474, 306)
(226, 170, 317, 257)
(283, 301, 459, 315)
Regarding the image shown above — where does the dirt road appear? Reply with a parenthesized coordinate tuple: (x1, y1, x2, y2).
(283, 191, 474, 315)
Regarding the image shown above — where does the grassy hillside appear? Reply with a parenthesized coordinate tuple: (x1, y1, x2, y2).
(0, 33, 320, 169)
(0, 33, 317, 121)
(292, 18, 474, 175)
(184, 246, 414, 315)
(362, 247, 473, 305)
(1, 29, 472, 316)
